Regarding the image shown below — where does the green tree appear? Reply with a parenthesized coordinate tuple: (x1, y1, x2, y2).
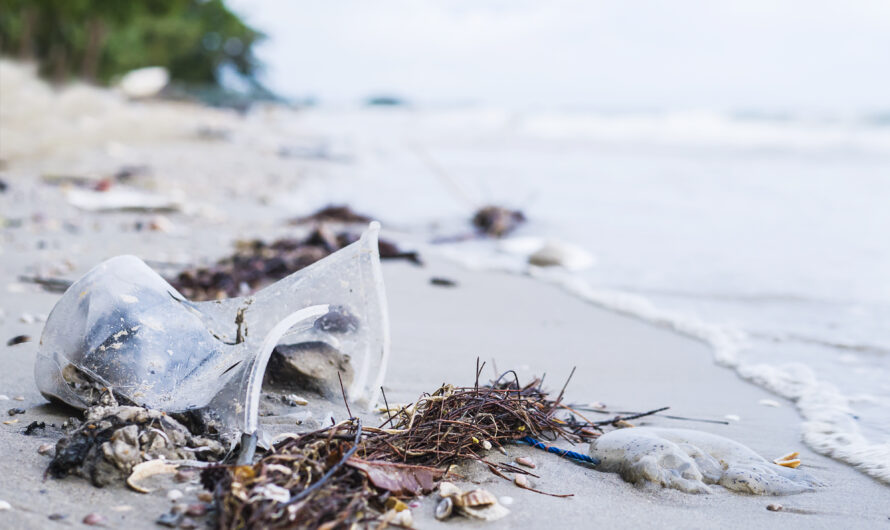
(0, 0, 264, 88)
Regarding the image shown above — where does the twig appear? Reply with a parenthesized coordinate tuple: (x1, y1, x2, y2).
(338, 371, 353, 419)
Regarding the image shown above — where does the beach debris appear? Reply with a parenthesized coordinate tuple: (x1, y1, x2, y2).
(0, 178, 6, 192)
(82, 512, 107, 526)
(435, 497, 454, 520)
(36, 223, 391, 441)
(3, 419, 19, 425)
(23, 421, 46, 435)
(167, 489, 184, 501)
(283, 394, 309, 406)
(430, 277, 457, 287)
(118, 66, 169, 99)
(48, 513, 66, 521)
(6, 335, 30, 346)
(513, 474, 530, 488)
(773, 452, 802, 469)
(185, 503, 208, 517)
(155, 511, 183, 528)
(527, 240, 596, 271)
(290, 205, 372, 225)
(38, 443, 54, 455)
(766, 503, 783, 511)
(7, 407, 25, 416)
(0, 396, 8, 401)
(203, 366, 600, 528)
(725, 414, 741, 422)
(347, 459, 444, 495)
(47, 392, 224, 488)
(515, 456, 536, 468)
(0, 500, 10, 511)
(589, 427, 824, 495)
(472, 206, 526, 237)
(498, 236, 595, 271)
(127, 460, 179, 493)
(613, 420, 635, 429)
(758, 399, 781, 408)
(437, 482, 510, 522)
(17, 276, 72, 293)
(170, 224, 416, 300)
(66, 187, 182, 213)
(13, 396, 24, 401)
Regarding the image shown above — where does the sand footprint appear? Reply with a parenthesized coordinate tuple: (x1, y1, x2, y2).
(589, 427, 823, 495)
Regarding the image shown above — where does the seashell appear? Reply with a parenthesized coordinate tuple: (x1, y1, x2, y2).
(481, 440, 492, 450)
(458, 489, 497, 508)
(773, 451, 801, 468)
(438, 481, 461, 499)
(515, 456, 535, 468)
(458, 501, 510, 521)
(514, 474, 530, 488)
(127, 459, 178, 493)
(435, 497, 454, 520)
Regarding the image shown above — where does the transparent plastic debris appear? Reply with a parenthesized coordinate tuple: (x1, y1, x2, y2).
(35, 222, 390, 440)
(589, 427, 823, 495)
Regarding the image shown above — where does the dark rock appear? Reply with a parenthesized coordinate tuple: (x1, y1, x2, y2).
(266, 342, 353, 397)
(472, 205, 526, 237)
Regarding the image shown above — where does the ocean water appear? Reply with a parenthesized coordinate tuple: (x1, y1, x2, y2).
(261, 106, 890, 483)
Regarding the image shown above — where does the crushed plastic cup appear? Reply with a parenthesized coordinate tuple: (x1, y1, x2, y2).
(35, 222, 390, 440)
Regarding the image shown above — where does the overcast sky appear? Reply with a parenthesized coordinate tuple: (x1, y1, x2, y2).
(228, 0, 890, 111)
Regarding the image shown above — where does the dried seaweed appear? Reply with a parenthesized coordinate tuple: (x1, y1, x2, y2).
(171, 225, 419, 301)
(204, 365, 625, 529)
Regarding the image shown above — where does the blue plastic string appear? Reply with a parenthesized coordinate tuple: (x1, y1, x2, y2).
(519, 435, 600, 466)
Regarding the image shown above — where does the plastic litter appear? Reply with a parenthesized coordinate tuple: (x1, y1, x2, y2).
(35, 222, 390, 441)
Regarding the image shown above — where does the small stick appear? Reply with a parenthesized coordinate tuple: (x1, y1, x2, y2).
(593, 406, 669, 426)
(338, 371, 353, 419)
(553, 366, 576, 408)
(380, 386, 393, 427)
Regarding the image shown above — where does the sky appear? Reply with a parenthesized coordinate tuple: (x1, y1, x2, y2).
(228, 0, 890, 111)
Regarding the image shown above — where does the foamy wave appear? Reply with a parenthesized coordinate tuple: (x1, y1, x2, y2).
(434, 246, 890, 484)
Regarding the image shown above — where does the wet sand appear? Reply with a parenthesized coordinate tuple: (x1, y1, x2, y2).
(1, 60, 888, 528)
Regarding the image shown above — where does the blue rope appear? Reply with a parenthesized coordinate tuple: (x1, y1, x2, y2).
(519, 436, 600, 466)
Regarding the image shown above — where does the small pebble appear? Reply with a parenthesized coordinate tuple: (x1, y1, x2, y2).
(724, 414, 741, 422)
(167, 489, 183, 501)
(766, 504, 783, 512)
(19, 313, 35, 324)
(5, 335, 30, 346)
(497, 446, 508, 456)
(7, 407, 25, 416)
(284, 394, 308, 406)
(185, 503, 207, 517)
(481, 440, 492, 450)
(110, 505, 133, 512)
(430, 277, 457, 287)
(759, 399, 781, 408)
(3, 419, 19, 425)
(0, 395, 8, 401)
(174, 470, 195, 483)
(37, 443, 54, 455)
(515, 456, 536, 468)
(48, 513, 66, 521)
(0, 500, 11, 510)
(82, 513, 106, 526)
(156, 512, 183, 527)
(13, 396, 24, 401)
(514, 474, 530, 488)
(197, 492, 213, 503)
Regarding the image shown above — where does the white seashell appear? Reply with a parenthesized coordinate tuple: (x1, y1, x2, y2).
(435, 497, 453, 520)
(126, 459, 178, 493)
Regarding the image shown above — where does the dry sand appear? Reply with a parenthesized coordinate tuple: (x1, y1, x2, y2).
(1, 60, 887, 528)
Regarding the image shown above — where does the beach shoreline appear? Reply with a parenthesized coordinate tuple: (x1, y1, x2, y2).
(1, 61, 887, 528)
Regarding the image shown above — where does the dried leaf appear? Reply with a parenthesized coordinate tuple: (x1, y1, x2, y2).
(347, 458, 444, 496)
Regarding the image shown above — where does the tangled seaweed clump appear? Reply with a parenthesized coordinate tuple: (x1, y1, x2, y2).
(171, 225, 419, 301)
(203, 368, 597, 529)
